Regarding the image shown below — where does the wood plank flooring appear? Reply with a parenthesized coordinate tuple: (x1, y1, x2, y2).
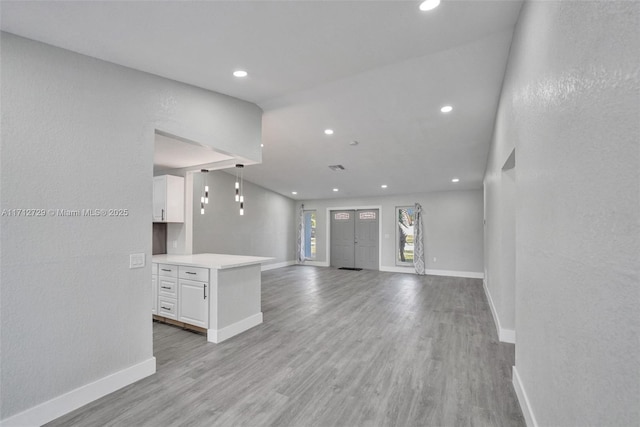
(46, 266, 524, 427)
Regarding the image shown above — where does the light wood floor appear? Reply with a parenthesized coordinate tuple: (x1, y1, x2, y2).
(47, 266, 524, 427)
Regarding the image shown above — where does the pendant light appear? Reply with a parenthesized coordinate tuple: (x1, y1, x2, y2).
(235, 164, 244, 215)
(200, 169, 209, 215)
(235, 168, 240, 201)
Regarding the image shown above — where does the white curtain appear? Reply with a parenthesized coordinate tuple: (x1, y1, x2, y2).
(413, 203, 426, 275)
(297, 204, 305, 263)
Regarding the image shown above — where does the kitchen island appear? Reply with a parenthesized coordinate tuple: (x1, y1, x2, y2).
(151, 253, 273, 343)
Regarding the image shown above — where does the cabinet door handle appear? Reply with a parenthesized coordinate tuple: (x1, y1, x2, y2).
(186, 271, 196, 275)
(161, 209, 165, 221)
(203, 284, 207, 300)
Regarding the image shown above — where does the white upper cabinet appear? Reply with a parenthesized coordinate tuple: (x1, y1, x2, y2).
(153, 175, 184, 223)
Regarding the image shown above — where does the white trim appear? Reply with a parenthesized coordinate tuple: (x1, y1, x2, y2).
(380, 266, 417, 274)
(207, 312, 263, 343)
(513, 366, 539, 427)
(483, 279, 516, 343)
(261, 260, 295, 271)
(299, 260, 330, 267)
(380, 266, 484, 279)
(0, 358, 156, 427)
(425, 269, 483, 279)
(500, 327, 516, 343)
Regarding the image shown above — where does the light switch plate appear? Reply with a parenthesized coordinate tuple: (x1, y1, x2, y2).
(130, 253, 145, 269)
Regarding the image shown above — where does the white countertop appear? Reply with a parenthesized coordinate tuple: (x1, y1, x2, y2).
(152, 253, 274, 270)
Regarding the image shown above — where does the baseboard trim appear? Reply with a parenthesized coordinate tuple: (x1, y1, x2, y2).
(426, 269, 484, 279)
(261, 260, 296, 271)
(0, 357, 156, 427)
(379, 266, 484, 279)
(500, 327, 516, 343)
(513, 366, 539, 427)
(482, 279, 516, 344)
(208, 312, 263, 343)
(379, 266, 415, 274)
(299, 260, 330, 267)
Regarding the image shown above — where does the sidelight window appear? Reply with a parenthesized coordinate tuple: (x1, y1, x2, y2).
(304, 210, 317, 259)
(396, 206, 415, 265)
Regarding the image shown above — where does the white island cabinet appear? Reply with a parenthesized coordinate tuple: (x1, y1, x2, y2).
(178, 266, 209, 328)
(151, 253, 273, 343)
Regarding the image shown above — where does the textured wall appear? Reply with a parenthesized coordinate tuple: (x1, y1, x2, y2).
(0, 33, 261, 420)
(486, 1, 639, 425)
(301, 189, 484, 274)
(192, 171, 296, 265)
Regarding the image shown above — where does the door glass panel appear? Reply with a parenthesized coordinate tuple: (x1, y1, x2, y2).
(359, 211, 376, 220)
(334, 212, 350, 220)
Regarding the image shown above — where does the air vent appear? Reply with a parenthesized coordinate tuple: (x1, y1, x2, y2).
(328, 165, 345, 171)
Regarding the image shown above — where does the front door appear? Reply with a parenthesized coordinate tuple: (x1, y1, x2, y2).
(330, 209, 379, 270)
(330, 210, 355, 268)
(355, 210, 379, 270)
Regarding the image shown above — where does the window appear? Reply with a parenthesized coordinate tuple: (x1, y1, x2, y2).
(304, 210, 317, 259)
(396, 206, 415, 265)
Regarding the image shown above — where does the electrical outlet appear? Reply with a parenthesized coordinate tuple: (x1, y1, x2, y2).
(129, 253, 145, 269)
(172, 240, 178, 248)
(433, 257, 437, 262)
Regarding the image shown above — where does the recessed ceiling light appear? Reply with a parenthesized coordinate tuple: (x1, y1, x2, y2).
(333, 188, 339, 192)
(451, 178, 460, 183)
(233, 70, 248, 77)
(291, 191, 297, 195)
(381, 184, 388, 189)
(441, 105, 453, 113)
(324, 129, 334, 135)
(419, 0, 441, 11)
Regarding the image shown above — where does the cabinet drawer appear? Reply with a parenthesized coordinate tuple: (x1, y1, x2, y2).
(158, 277, 177, 298)
(158, 264, 178, 278)
(179, 266, 209, 282)
(158, 297, 177, 320)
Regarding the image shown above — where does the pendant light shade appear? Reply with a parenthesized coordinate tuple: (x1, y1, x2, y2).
(200, 169, 209, 215)
(235, 164, 245, 215)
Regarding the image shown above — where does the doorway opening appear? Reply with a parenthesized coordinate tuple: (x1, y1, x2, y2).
(329, 209, 380, 270)
(500, 148, 516, 344)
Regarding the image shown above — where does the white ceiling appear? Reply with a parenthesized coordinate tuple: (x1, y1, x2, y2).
(0, 0, 523, 200)
(154, 133, 234, 172)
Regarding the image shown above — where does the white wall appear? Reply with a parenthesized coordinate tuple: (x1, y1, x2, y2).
(191, 171, 296, 266)
(484, 2, 639, 426)
(301, 189, 484, 276)
(483, 148, 517, 342)
(0, 33, 262, 424)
